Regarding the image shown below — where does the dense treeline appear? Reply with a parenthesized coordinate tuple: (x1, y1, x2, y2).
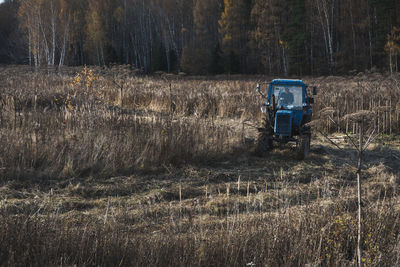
(1, 0, 400, 75)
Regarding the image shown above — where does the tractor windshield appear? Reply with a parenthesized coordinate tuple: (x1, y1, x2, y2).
(271, 85, 303, 110)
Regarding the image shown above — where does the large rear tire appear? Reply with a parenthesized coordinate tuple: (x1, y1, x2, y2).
(297, 134, 310, 160)
(255, 132, 273, 157)
(254, 113, 274, 157)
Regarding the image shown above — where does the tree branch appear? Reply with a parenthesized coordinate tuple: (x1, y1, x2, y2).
(327, 115, 359, 152)
(316, 128, 343, 151)
(362, 127, 377, 152)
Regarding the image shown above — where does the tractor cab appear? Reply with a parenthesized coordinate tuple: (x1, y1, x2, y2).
(267, 79, 313, 137)
(256, 79, 317, 159)
(269, 79, 306, 111)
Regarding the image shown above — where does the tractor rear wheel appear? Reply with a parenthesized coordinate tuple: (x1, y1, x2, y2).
(297, 134, 310, 160)
(255, 132, 273, 157)
(254, 113, 274, 157)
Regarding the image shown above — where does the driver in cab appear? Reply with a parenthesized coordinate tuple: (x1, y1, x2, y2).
(280, 87, 294, 105)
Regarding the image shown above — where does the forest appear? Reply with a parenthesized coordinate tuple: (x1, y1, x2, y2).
(1, 0, 400, 75)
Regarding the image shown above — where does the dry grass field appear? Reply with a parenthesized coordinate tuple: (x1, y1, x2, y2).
(0, 65, 400, 266)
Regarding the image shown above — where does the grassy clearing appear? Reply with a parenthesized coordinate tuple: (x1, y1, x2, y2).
(0, 66, 400, 266)
(1, 142, 399, 266)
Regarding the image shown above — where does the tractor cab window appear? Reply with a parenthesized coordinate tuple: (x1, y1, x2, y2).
(271, 85, 303, 109)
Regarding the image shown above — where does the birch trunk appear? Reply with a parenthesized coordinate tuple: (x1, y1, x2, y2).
(59, 16, 70, 68)
(316, 0, 333, 72)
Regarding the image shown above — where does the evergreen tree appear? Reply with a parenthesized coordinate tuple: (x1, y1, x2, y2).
(180, 0, 222, 74)
(153, 42, 168, 71)
(370, 0, 397, 69)
(283, 0, 307, 75)
(219, 0, 252, 73)
(180, 42, 211, 74)
(209, 43, 224, 74)
(224, 50, 240, 74)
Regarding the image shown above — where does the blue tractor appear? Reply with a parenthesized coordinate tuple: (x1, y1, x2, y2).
(255, 79, 317, 159)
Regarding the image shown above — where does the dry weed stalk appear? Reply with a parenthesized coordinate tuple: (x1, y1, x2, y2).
(320, 108, 377, 267)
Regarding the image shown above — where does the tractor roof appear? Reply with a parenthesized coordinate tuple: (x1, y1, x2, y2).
(270, 79, 306, 86)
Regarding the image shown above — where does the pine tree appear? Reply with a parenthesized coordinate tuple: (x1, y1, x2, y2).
(283, 0, 307, 75)
(370, 0, 397, 69)
(180, 0, 222, 74)
(250, 0, 287, 75)
(209, 43, 223, 74)
(219, 0, 252, 73)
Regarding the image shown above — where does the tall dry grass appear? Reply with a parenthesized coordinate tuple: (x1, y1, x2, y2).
(1, 66, 399, 179)
(0, 66, 260, 179)
(309, 74, 400, 135)
(1, 197, 400, 266)
(0, 66, 399, 179)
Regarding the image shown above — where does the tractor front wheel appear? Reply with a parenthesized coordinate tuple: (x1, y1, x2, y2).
(297, 134, 310, 160)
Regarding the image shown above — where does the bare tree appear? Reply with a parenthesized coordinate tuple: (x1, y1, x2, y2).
(314, 109, 377, 267)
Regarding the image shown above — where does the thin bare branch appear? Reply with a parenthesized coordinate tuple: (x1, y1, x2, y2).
(316, 129, 343, 151)
(327, 115, 359, 152)
(362, 127, 377, 152)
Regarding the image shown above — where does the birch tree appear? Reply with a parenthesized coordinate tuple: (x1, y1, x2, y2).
(18, 0, 41, 67)
(315, 0, 335, 73)
(385, 26, 400, 75)
(58, 0, 70, 68)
